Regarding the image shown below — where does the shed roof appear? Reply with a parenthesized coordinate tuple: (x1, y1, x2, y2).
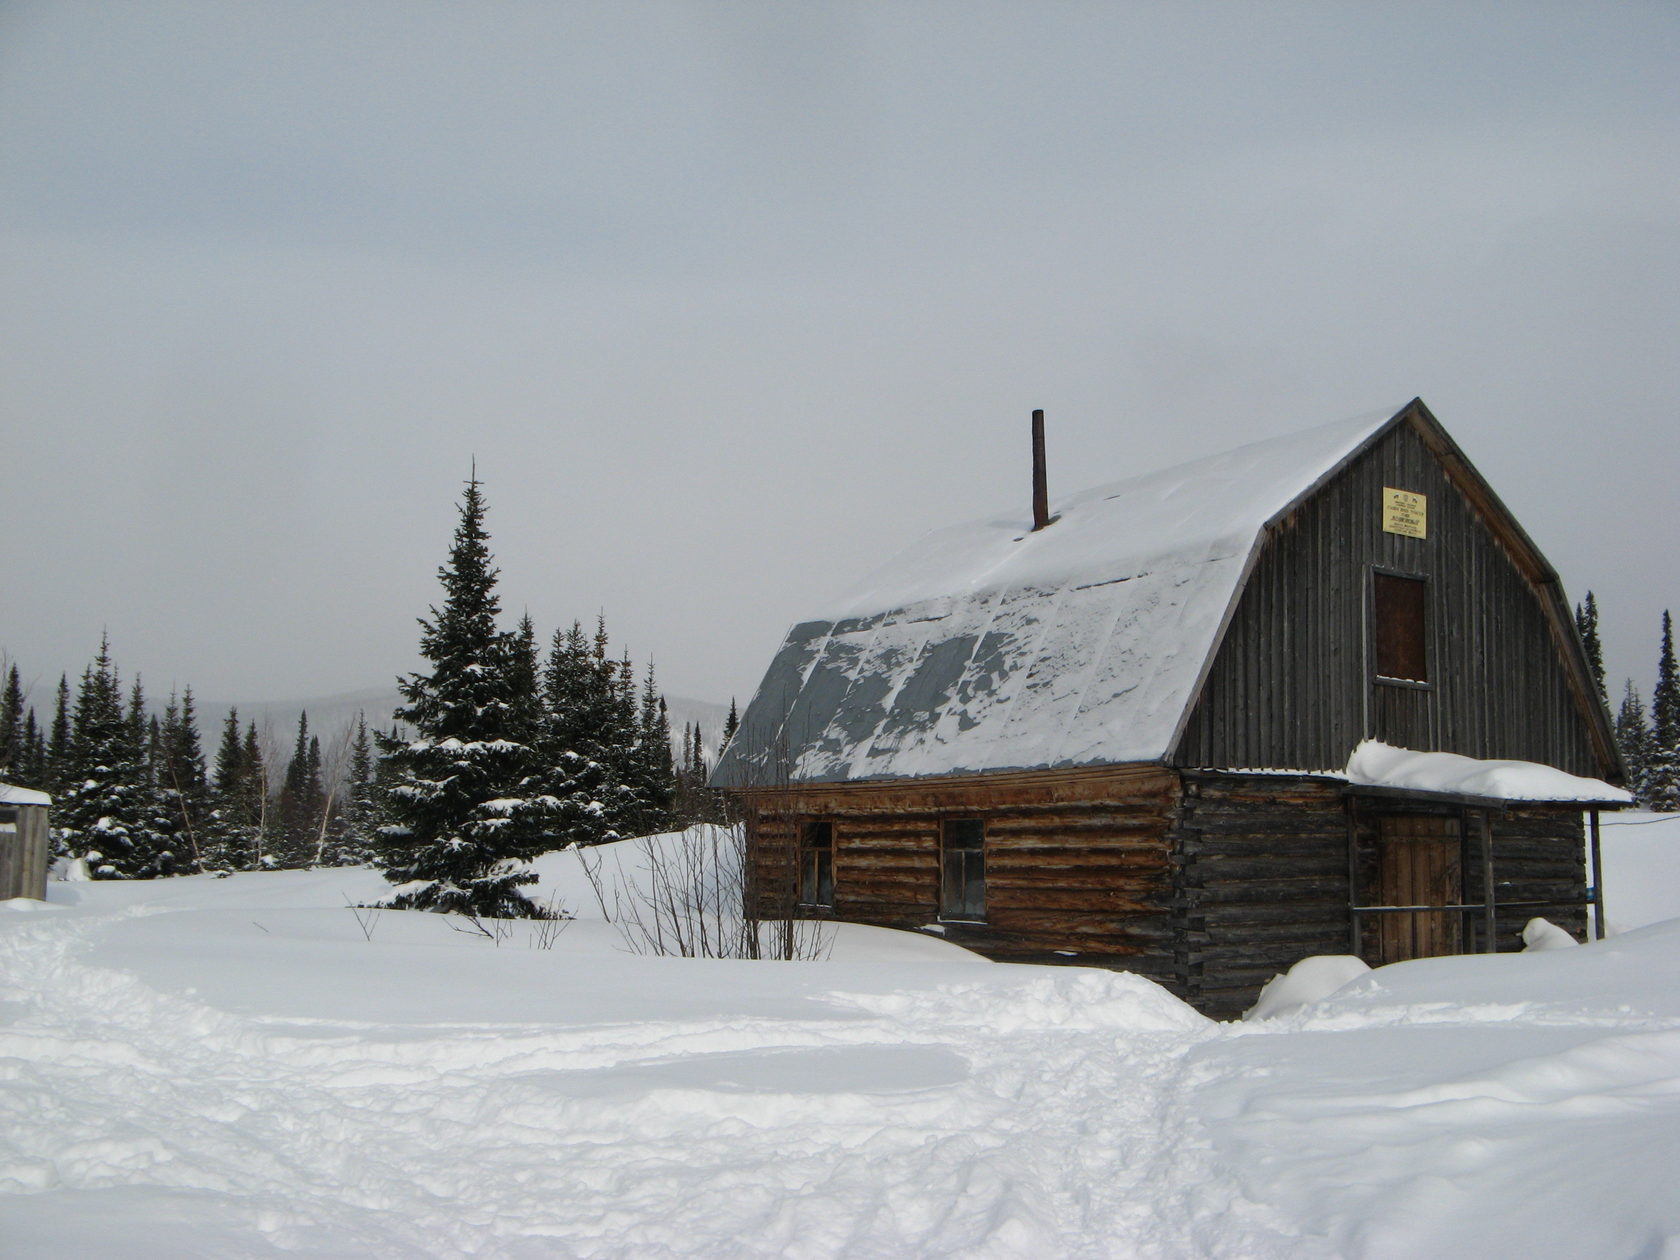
(714, 403, 1409, 787)
(0, 783, 51, 807)
(1342, 741, 1629, 806)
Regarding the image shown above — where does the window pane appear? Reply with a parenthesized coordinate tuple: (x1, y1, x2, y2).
(1374, 573, 1427, 682)
(799, 822, 834, 907)
(816, 851, 833, 907)
(941, 820, 986, 920)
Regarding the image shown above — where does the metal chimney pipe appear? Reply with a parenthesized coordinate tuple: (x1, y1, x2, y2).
(1031, 409, 1050, 531)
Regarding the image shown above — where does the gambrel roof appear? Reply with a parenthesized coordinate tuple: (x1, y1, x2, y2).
(713, 400, 1609, 787)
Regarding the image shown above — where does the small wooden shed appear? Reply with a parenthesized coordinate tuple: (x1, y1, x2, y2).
(0, 782, 52, 901)
(713, 399, 1627, 1016)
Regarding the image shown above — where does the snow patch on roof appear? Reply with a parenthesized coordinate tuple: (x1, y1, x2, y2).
(718, 407, 1399, 785)
(1345, 740, 1631, 804)
(827, 408, 1398, 618)
(0, 783, 51, 806)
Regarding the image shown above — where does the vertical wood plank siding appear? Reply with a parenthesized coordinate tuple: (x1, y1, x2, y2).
(1176, 421, 1604, 777)
(0, 804, 51, 901)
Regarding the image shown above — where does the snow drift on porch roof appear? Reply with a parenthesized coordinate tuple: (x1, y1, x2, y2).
(714, 405, 1403, 787)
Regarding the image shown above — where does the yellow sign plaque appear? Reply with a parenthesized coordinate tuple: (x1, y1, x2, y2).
(1383, 488, 1427, 539)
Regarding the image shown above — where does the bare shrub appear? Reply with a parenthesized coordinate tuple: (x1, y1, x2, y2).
(450, 895, 570, 950)
(344, 897, 382, 942)
(580, 822, 829, 960)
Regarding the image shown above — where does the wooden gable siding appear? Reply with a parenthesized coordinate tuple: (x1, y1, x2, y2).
(0, 802, 51, 901)
(1176, 417, 1604, 777)
(741, 764, 1183, 986)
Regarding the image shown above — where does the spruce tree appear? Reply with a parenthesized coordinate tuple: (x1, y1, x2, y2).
(1615, 680, 1654, 805)
(242, 722, 273, 867)
(721, 698, 739, 752)
(46, 675, 71, 794)
(276, 712, 319, 866)
(152, 691, 208, 873)
(0, 663, 24, 778)
(55, 638, 172, 878)
(624, 663, 675, 836)
(206, 708, 254, 869)
(18, 709, 45, 789)
(1648, 611, 1680, 810)
(1575, 592, 1607, 706)
(164, 688, 210, 868)
(326, 713, 381, 866)
(377, 474, 557, 916)
(540, 620, 633, 848)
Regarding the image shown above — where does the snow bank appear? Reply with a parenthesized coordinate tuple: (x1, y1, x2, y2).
(1599, 810, 1680, 933)
(1521, 917, 1578, 950)
(1345, 739, 1631, 803)
(1244, 955, 1371, 1021)
(1195, 923, 1680, 1257)
(4, 849, 1680, 1257)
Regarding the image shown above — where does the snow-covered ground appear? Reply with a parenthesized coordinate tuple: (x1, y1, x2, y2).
(3, 820, 1679, 1258)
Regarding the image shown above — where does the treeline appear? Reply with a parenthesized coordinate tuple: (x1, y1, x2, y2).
(2, 480, 739, 893)
(0, 626, 731, 886)
(1581, 593, 1680, 810)
(0, 641, 386, 877)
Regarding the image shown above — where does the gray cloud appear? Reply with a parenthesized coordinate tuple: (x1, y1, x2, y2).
(1, 1, 1676, 714)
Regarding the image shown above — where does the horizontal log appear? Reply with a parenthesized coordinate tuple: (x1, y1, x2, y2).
(988, 854, 1171, 879)
(1182, 877, 1346, 899)
(987, 888, 1164, 914)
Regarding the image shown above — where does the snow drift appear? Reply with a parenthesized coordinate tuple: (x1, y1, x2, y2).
(2, 827, 1679, 1257)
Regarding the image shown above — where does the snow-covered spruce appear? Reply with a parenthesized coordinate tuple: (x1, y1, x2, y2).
(377, 475, 558, 917)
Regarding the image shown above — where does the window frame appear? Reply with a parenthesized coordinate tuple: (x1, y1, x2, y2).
(1370, 568, 1432, 689)
(939, 817, 987, 923)
(796, 819, 835, 911)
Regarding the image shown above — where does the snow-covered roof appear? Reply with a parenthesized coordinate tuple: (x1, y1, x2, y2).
(0, 783, 51, 807)
(1344, 741, 1631, 805)
(716, 405, 1403, 786)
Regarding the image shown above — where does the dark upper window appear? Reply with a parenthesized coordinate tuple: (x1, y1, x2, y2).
(940, 819, 986, 922)
(1373, 572, 1428, 683)
(798, 820, 834, 909)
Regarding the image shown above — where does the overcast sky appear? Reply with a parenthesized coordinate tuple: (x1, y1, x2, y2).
(2, 2, 1676, 717)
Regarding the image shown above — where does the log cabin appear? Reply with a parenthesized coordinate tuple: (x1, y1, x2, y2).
(711, 399, 1628, 1016)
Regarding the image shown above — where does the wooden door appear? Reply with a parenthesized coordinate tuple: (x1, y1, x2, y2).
(1377, 815, 1462, 963)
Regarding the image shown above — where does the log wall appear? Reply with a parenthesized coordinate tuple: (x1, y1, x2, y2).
(740, 769, 1593, 1021)
(739, 764, 1183, 989)
(1171, 773, 1354, 1017)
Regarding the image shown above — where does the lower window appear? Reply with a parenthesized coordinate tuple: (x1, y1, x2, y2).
(798, 820, 834, 909)
(941, 819, 986, 921)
